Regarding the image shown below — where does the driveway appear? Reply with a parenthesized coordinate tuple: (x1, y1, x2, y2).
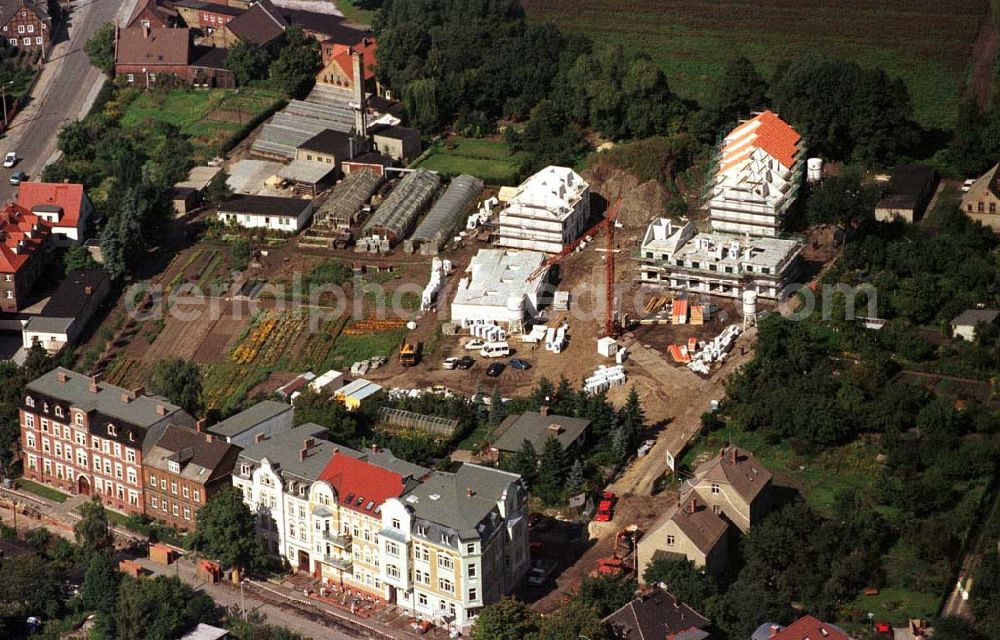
(0, 0, 140, 203)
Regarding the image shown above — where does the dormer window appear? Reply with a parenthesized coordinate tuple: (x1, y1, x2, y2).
(107, 424, 116, 436)
(43, 402, 49, 413)
(711, 482, 720, 494)
(25, 396, 34, 408)
(128, 431, 136, 442)
(54, 406, 63, 418)
(168, 461, 180, 474)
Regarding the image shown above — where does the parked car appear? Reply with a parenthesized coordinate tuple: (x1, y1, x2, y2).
(457, 355, 475, 369)
(509, 358, 531, 370)
(479, 341, 510, 358)
(486, 362, 505, 377)
(637, 439, 656, 457)
(442, 357, 460, 370)
(527, 559, 557, 586)
(596, 491, 618, 522)
(3, 152, 17, 168)
(9, 170, 26, 185)
(464, 339, 486, 350)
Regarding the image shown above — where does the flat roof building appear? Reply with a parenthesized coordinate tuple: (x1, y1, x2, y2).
(497, 166, 590, 254)
(451, 249, 548, 331)
(216, 194, 315, 232)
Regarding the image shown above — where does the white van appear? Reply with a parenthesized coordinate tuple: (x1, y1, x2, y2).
(480, 341, 510, 358)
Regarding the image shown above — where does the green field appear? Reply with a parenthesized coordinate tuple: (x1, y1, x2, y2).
(120, 86, 285, 158)
(17, 479, 70, 503)
(416, 137, 527, 185)
(522, 0, 987, 129)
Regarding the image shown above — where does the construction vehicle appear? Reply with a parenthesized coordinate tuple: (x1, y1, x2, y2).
(399, 341, 420, 367)
(589, 526, 645, 578)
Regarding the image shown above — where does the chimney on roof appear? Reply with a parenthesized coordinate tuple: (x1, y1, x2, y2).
(132, 385, 145, 397)
(56, 371, 67, 383)
(299, 447, 308, 462)
(769, 625, 781, 638)
(728, 447, 737, 464)
(303, 437, 315, 450)
(143, 23, 150, 38)
(84, 285, 93, 295)
(547, 423, 563, 435)
(255, 432, 267, 444)
(539, 405, 550, 417)
(156, 404, 167, 416)
(205, 433, 213, 443)
(686, 497, 697, 514)
(89, 373, 103, 393)
(466, 488, 475, 497)
(121, 391, 132, 404)
(195, 418, 207, 433)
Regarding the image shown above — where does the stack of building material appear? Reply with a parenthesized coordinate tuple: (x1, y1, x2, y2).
(546, 323, 569, 353)
(421, 257, 453, 311)
(469, 322, 507, 343)
(553, 291, 570, 311)
(689, 305, 704, 325)
(584, 365, 626, 394)
(672, 299, 689, 324)
(687, 325, 741, 375)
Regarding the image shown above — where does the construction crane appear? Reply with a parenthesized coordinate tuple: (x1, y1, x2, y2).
(526, 196, 624, 338)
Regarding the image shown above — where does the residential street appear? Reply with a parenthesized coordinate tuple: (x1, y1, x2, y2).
(0, 0, 140, 203)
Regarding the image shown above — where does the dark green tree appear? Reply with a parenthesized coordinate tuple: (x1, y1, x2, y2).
(63, 245, 100, 274)
(269, 28, 321, 98)
(112, 575, 217, 640)
(81, 552, 121, 637)
(0, 555, 64, 621)
(572, 574, 636, 617)
(510, 98, 587, 173)
(75, 497, 114, 556)
(533, 599, 607, 640)
(535, 436, 566, 503)
(470, 596, 539, 640)
(204, 170, 233, 207)
(806, 169, 882, 231)
(642, 558, 717, 609)
(695, 56, 769, 140)
(226, 41, 273, 85)
(292, 389, 360, 443)
(85, 22, 117, 75)
(565, 458, 585, 495)
(148, 358, 204, 417)
(489, 386, 505, 426)
(510, 439, 537, 486)
(189, 488, 268, 575)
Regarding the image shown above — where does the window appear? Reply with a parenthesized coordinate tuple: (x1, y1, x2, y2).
(290, 523, 296, 537)
(25, 433, 35, 449)
(126, 73, 134, 83)
(41, 419, 48, 432)
(415, 545, 429, 563)
(113, 443, 121, 458)
(182, 486, 189, 498)
(170, 481, 177, 494)
(416, 525, 427, 536)
(75, 413, 83, 426)
(7, 39, 13, 46)
(26, 25, 32, 33)
(126, 450, 135, 463)
(149, 474, 157, 486)
(438, 555, 453, 571)
(466, 543, 476, 554)
(160, 479, 166, 489)
(438, 578, 453, 593)
(172, 504, 179, 516)
(127, 468, 137, 485)
(979, 202, 985, 212)
(468, 588, 477, 601)
(711, 482, 720, 494)
(151, 497, 159, 509)
(666, 535, 675, 546)
(992, 203, 997, 214)
(17, 25, 24, 33)
(386, 564, 399, 579)
(240, 463, 251, 476)
(24, 414, 33, 428)
(417, 592, 428, 607)
(468, 564, 476, 578)
(192, 489, 200, 502)
(107, 424, 116, 436)
(23, 397, 33, 409)
(415, 569, 430, 585)
(41, 438, 50, 453)
(54, 406, 62, 418)
(386, 541, 400, 557)
(183, 507, 191, 520)
(391, 518, 401, 530)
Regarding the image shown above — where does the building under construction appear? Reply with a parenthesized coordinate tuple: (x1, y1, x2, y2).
(404, 174, 483, 255)
(360, 170, 441, 249)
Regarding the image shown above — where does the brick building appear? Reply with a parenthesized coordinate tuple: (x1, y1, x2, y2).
(142, 424, 240, 530)
(125, 0, 178, 29)
(115, 25, 192, 86)
(0, 0, 53, 52)
(20, 368, 194, 515)
(0, 203, 52, 312)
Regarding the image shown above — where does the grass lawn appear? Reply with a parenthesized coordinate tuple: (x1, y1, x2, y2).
(328, 327, 408, 367)
(848, 586, 939, 626)
(120, 86, 285, 158)
(17, 479, 70, 503)
(336, 0, 376, 26)
(416, 137, 527, 185)
(521, 0, 986, 129)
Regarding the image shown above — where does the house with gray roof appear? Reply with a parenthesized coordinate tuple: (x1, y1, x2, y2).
(492, 409, 590, 457)
(207, 400, 293, 448)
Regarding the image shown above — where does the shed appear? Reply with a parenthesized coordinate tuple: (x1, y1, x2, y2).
(874, 164, 939, 223)
(276, 159, 339, 196)
(492, 410, 590, 455)
(597, 336, 619, 358)
(149, 543, 177, 565)
(334, 378, 384, 410)
(950, 309, 999, 342)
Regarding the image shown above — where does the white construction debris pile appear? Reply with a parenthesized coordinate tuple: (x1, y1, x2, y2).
(584, 364, 626, 394)
(421, 257, 453, 311)
(545, 322, 569, 353)
(687, 325, 742, 375)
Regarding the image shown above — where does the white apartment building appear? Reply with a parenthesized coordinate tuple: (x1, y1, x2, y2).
(638, 218, 802, 300)
(706, 110, 804, 237)
(498, 166, 590, 253)
(233, 427, 529, 629)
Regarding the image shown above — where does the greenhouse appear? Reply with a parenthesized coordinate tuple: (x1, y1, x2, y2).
(404, 174, 484, 255)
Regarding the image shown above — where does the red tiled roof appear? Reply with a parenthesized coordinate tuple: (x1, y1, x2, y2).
(319, 451, 405, 514)
(16, 183, 86, 232)
(772, 615, 851, 640)
(722, 110, 801, 170)
(0, 203, 50, 274)
(333, 37, 377, 83)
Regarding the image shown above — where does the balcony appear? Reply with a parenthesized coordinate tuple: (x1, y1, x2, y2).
(323, 554, 353, 571)
(321, 530, 352, 549)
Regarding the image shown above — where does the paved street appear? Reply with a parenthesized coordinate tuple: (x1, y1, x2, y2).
(0, 0, 140, 203)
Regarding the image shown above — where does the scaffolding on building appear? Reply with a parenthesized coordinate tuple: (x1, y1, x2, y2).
(403, 174, 483, 255)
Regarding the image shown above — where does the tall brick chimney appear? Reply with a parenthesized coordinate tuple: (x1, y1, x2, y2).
(351, 49, 367, 135)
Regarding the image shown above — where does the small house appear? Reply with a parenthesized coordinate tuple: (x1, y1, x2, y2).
(960, 162, 1000, 232)
(216, 194, 315, 232)
(874, 164, 939, 224)
(492, 409, 590, 458)
(950, 309, 999, 342)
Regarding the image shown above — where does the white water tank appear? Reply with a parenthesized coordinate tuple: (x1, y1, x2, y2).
(807, 157, 823, 183)
(506, 295, 523, 325)
(742, 290, 758, 318)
